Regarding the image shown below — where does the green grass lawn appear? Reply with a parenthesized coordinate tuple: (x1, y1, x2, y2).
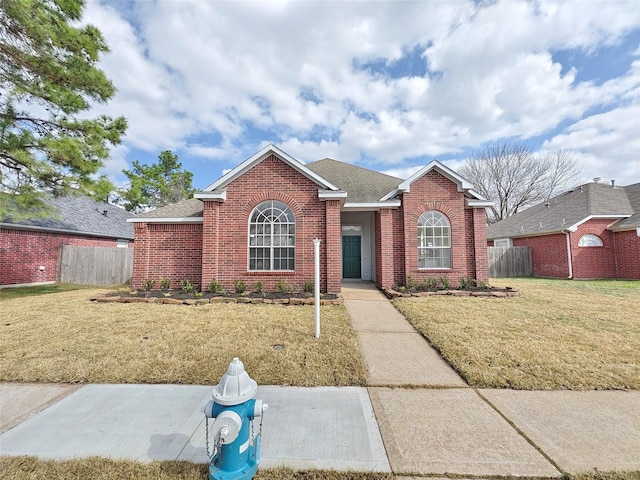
(393, 278, 640, 390)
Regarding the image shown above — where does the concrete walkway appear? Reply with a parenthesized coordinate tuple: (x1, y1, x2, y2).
(342, 280, 640, 477)
(1, 281, 638, 477)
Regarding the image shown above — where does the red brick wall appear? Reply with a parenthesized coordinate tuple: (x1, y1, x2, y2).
(1, 228, 131, 286)
(570, 219, 617, 279)
(203, 155, 336, 293)
(614, 229, 640, 279)
(375, 208, 396, 288)
(131, 223, 202, 290)
(398, 170, 485, 286)
(513, 234, 569, 278)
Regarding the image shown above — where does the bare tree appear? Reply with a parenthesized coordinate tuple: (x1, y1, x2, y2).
(460, 142, 582, 224)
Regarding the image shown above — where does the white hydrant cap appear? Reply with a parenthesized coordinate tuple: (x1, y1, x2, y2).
(212, 357, 258, 406)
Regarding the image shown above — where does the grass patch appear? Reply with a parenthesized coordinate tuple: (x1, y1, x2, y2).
(0, 283, 94, 300)
(0, 289, 366, 386)
(0, 457, 395, 479)
(393, 278, 640, 390)
(0, 457, 636, 480)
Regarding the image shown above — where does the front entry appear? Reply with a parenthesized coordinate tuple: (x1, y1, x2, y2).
(342, 236, 361, 278)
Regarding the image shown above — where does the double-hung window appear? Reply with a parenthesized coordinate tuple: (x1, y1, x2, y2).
(418, 211, 451, 269)
(249, 200, 295, 270)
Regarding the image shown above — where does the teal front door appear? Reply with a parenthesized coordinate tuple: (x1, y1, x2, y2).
(342, 236, 361, 278)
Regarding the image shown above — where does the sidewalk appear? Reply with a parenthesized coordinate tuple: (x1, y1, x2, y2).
(342, 280, 639, 477)
(1, 281, 639, 477)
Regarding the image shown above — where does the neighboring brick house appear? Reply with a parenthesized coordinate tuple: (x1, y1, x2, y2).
(1, 196, 134, 286)
(487, 180, 640, 279)
(129, 144, 492, 293)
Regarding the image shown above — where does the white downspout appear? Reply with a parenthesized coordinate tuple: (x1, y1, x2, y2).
(564, 231, 573, 279)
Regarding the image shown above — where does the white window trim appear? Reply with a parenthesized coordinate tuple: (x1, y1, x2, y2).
(578, 234, 603, 247)
(493, 238, 512, 247)
(418, 211, 452, 270)
(248, 200, 296, 271)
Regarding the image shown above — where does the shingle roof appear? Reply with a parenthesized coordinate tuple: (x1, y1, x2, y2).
(132, 198, 204, 219)
(306, 158, 402, 203)
(1, 195, 134, 239)
(487, 181, 638, 239)
(611, 183, 640, 230)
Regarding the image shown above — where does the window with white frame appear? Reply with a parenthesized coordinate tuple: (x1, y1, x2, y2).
(418, 211, 451, 269)
(249, 200, 295, 270)
(578, 234, 603, 247)
(494, 238, 512, 247)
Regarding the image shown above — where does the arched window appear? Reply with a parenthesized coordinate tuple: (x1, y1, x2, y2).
(578, 234, 603, 247)
(249, 200, 295, 270)
(418, 211, 451, 269)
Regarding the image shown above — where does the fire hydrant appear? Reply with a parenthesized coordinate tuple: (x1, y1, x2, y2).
(203, 357, 268, 480)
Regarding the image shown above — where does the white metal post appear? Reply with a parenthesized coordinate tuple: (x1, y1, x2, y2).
(313, 238, 321, 338)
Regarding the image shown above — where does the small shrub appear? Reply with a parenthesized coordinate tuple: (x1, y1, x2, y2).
(219, 288, 228, 297)
(303, 279, 314, 293)
(194, 292, 204, 297)
(439, 276, 450, 289)
(159, 278, 171, 291)
(254, 281, 264, 293)
(475, 279, 490, 290)
(421, 277, 438, 289)
(208, 278, 224, 294)
(397, 285, 406, 292)
(276, 278, 294, 294)
(143, 279, 155, 292)
(180, 280, 197, 294)
(458, 277, 474, 290)
(406, 275, 417, 289)
(233, 279, 247, 294)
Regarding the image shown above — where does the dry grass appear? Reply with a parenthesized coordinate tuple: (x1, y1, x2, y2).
(0, 457, 636, 480)
(0, 289, 366, 386)
(0, 457, 395, 480)
(393, 278, 640, 390)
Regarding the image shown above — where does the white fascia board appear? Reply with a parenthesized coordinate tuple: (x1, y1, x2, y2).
(318, 190, 347, 199)
(466, 199, 494, 208)
(194, 191, 226, 201)
(567, 214, 631, 232)
(637, 227, 640, 237)
(0, 222, 133, 240)
(343, 201, 401, 211)
(127, 217, 203, 224)
(379, 188, 400, 202)
(202, 144, 340, 192)
(395, 160, 473, 195)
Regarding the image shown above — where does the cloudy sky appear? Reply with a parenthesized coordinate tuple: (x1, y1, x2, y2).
(83, 0, 640, 190)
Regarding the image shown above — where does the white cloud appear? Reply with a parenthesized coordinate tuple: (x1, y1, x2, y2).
(81, 0, 640, 186)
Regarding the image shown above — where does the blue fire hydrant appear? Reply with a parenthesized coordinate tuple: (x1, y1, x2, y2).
(203, 357, 268, 480)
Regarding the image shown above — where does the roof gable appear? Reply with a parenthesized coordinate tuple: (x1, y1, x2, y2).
(380, 160, 475, 201)
(201, 144, 340, 193)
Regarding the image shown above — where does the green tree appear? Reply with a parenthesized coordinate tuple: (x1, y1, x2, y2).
(0, 0, 127, 219)
(119, 150, 195, 213)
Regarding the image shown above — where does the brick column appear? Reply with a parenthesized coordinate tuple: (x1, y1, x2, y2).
(472, 208, 489, 282)
(325, 200, 341, 293)
(375, 208, 395, 288)
(201, 201, 219, 288)
(132, 223, 149, 289)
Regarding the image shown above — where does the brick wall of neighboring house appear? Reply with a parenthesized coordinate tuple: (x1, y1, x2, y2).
(0, 227, 131, 286)
(513, 234, 569, 278)
(614, 229, 640, 279)
(399, 170, 485, 286)
(570, 219, 617, 279)
(131, 223, 202, 290)
(203, 155, 338, 293)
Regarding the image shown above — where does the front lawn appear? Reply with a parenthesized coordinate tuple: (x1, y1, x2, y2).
(0, 288, 366, 386)
(393, 278, 640, 390)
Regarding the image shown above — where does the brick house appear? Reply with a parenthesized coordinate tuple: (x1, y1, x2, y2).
(1, 195, 134, 286)
(129, 144, 493, 293)
(487, 180, 640, 279)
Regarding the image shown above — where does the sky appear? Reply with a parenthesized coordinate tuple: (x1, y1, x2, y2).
(82, 0, 640, 192)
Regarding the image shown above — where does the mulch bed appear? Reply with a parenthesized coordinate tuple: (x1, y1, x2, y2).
(383, 285, 522, 298)
(93, 290, 343, 305)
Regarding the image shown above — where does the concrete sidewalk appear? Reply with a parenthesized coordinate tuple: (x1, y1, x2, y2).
(342, 280, 640, 477)
(1, 281, 638, 477)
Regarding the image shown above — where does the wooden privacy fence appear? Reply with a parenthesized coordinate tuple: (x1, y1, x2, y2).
(488, 246, 532, 278)
(57, 245, 133, 285)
